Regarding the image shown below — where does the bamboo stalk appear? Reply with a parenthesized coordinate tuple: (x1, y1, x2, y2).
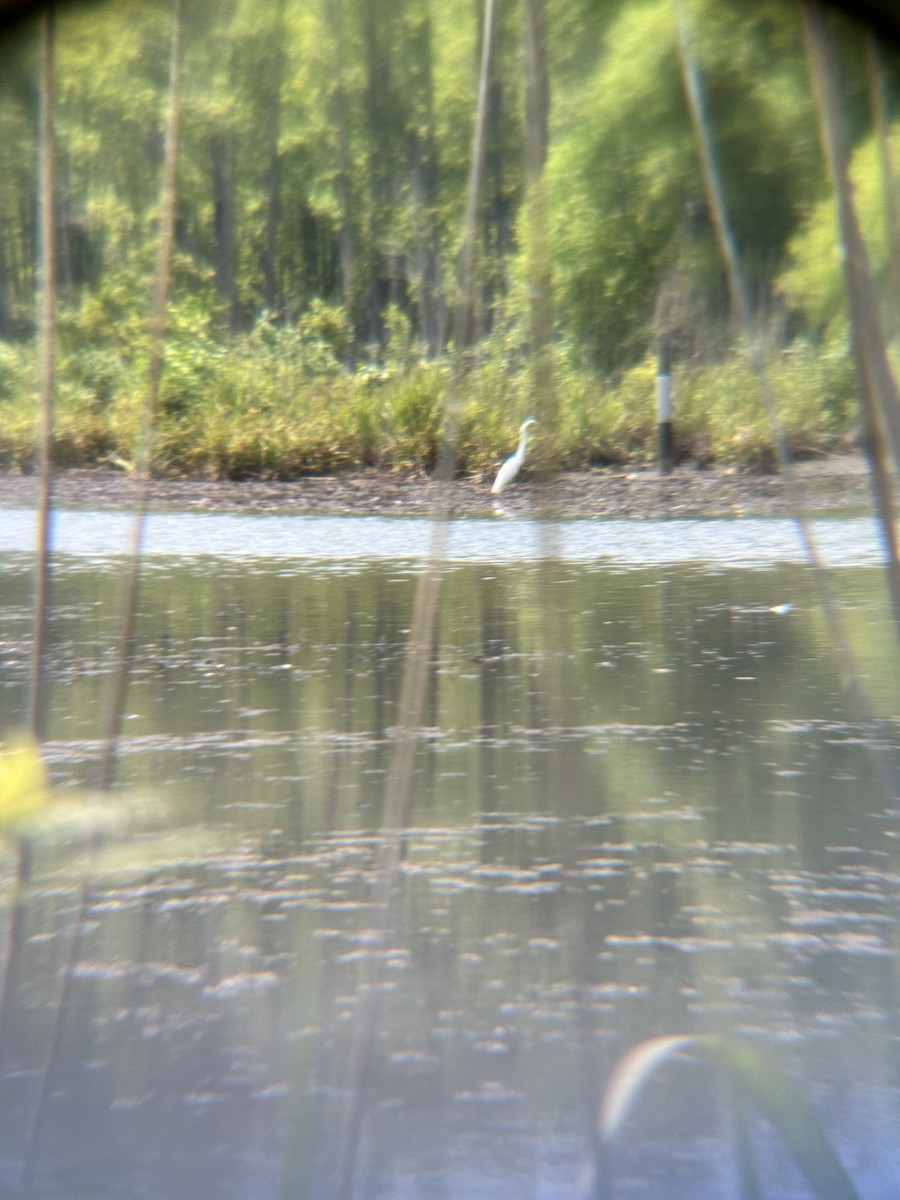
(673, 0, 895, 795)
(802, 0, 900, 628)
(522, 2, 612, 1188)
(98, 0, 183, 790)
(25, 1, 183, 1186)
(28, 8, 56, 743)
(864, 31, 900, 334)
(327, 6, 498, 1199)
(523, 0, 556, 460)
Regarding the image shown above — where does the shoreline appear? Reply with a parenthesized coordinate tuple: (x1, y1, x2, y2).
(0, 454, 874, 521)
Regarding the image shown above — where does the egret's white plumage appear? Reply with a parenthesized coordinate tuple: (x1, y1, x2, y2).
(491, 418, 537, 495)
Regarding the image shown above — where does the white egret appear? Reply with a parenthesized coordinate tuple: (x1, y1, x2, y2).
(490, 418, 537, 495)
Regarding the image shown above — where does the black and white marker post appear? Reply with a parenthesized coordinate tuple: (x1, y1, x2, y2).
(656, 346, 675, 473)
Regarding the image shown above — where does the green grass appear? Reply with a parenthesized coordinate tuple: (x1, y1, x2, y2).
(0, 322, 859, 478)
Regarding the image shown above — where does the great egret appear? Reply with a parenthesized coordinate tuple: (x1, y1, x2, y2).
(491, 418, 537, 495)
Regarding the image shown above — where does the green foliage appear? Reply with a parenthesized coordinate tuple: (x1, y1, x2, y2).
(297, 300, 352, 365)
(0, 0, 877, 477)
(671, 341, 857, 463)
(1, 0, 850, 370)
(0, 325, 858, 476)
(381, 360, 446, 468)
(543, 0, 820, 370)
(779, 124, 900, 336)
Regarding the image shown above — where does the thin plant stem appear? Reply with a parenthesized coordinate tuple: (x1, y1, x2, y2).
(0, 839, 34, 1065)
(673, 0, 896, 799)
(19, 880, 90, 1192)
(523, 0, 556, 460)
(98, 0, 183, 790)
(864, 31, 900, 329)
(802, 0, 900, 629)
(521, 3, 611, 1187)
(29, 8, 56, 743)
(329, 5, 497, 1198)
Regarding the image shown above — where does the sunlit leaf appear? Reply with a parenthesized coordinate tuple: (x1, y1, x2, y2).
(0, 737, 48, 827)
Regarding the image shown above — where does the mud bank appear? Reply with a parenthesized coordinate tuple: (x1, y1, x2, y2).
(0, 455, 875, 520)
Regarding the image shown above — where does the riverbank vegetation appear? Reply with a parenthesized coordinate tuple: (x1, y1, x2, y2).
(0, 0, 894, 477)
(0, 313, 860, 476)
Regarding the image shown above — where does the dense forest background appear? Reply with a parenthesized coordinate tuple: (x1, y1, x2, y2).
(0, 0, 898, 476)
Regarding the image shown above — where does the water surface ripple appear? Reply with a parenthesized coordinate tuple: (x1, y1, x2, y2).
(0, 505, 887, 567)
(1, 507, 899, 1199)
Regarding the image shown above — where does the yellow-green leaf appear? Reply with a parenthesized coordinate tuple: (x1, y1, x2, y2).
(0, 737, 49, 827)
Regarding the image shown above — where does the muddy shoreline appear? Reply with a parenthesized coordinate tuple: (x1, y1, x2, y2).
(0, 455, 875, 520)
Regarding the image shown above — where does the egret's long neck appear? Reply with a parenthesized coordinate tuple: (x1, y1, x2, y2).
(517, 427, 530, 457)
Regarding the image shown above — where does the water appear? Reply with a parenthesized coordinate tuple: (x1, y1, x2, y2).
(0, 506, 899, 1199)
(0, 504, 890, 565)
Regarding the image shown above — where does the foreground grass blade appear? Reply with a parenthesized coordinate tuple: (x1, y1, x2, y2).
(710, 1037, 860, 1200)
(599, 1034, 696, 1140)
(599, 1034, 862, 1200)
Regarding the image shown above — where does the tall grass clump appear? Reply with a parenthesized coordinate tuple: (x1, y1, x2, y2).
(672, 339, 858, 465)
(0, 342, 39, 469)
(152, 311, 452, 477)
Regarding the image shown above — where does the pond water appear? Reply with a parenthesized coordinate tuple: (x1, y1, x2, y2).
(0, 505, 899, 1200)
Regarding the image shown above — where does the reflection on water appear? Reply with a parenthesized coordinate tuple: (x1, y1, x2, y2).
(0, 512, 899, 1198)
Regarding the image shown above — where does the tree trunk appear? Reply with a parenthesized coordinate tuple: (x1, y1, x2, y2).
(212, 130, 239, 334)
(328, 0, 355, 335)
(0, 236, 11, 340)
(522, 0, 554, 450)
(262, 0, 285, 315)
(523, 0, 548, 179)
(409, 11, 447, 355)
(455, 0, 497, 349)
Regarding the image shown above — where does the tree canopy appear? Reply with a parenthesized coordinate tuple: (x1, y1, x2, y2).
(0, 0, 896, 474)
